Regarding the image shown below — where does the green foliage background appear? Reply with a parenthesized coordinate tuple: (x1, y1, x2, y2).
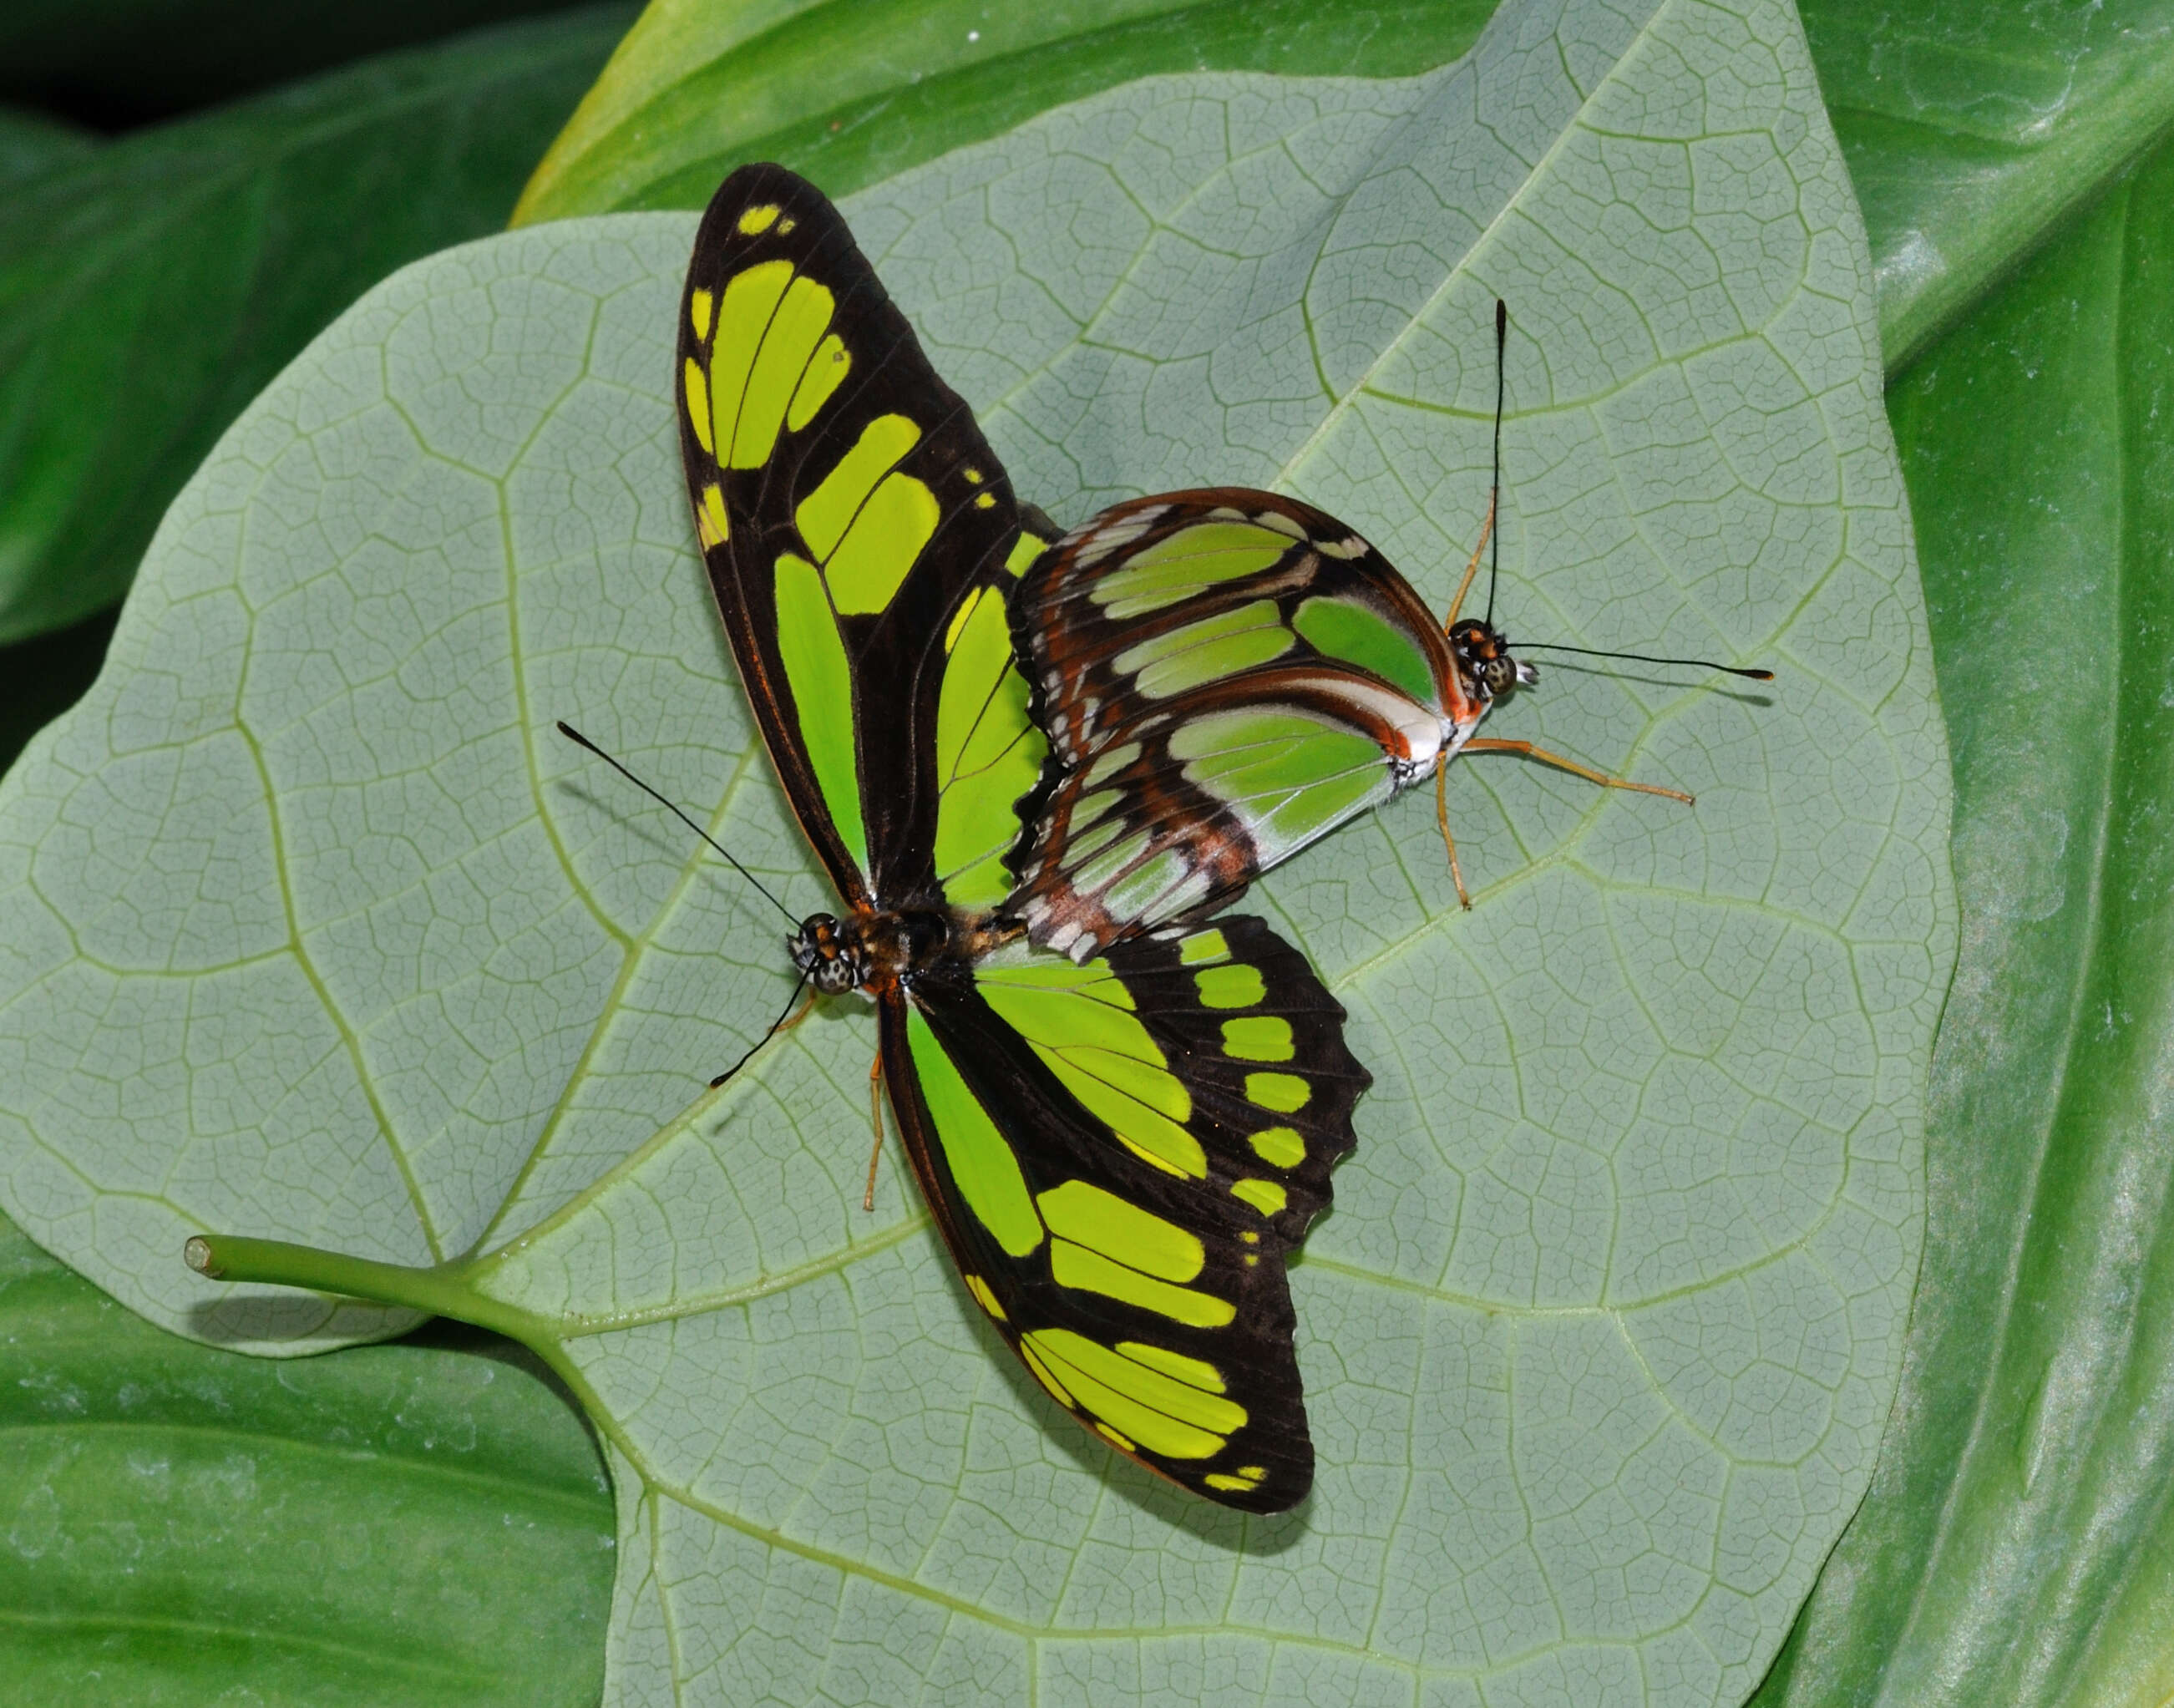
(1, 0, 2170, 1704)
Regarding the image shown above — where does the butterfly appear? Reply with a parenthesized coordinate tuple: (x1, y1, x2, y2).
(671, 163, 1368, 1513)
(1004, 306, 1772, 964)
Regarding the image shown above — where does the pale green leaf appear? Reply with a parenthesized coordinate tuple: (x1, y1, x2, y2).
(0, 0, 1953, 1701)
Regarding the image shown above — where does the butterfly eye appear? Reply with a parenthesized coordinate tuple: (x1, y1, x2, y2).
(1481, 655, 1521, 697)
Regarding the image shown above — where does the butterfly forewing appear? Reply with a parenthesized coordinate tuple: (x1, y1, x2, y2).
(676, 166, 1373, 1515)
(1011, 491, 1466, 958)
(882, 915, 1367, 1512)
(677, 163, 1044, 905)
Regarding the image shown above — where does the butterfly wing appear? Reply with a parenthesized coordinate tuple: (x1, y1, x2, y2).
(677, 163, 1052, 907)
(882, 914, 1366, 1512)
(1010, 490, 1471, 956)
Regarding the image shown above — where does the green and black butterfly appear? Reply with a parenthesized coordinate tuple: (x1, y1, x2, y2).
(671, 163, 1366, 1513)
(1004, 311, 1772, 960)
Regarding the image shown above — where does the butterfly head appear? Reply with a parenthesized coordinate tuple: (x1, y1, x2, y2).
(791, 913, 873, 996)
(1449, 618, 1539, 702)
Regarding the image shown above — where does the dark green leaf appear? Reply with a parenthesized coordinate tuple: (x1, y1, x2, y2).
(0, 1214, 615, 1705)
(0, 1, 608, 128)
(1751, 129, 2174, 1708)
(0, 105, 97, 184)
(0, 606, 114, 783)
(0, 3, 636, 646)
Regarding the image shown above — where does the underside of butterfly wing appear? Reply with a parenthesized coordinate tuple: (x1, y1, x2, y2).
(1008, 491, 1477, 957)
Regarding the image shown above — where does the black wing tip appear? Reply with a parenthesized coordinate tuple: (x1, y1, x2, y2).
(694, 162, 849, 257)
(1193, 1460, 1312, 1515)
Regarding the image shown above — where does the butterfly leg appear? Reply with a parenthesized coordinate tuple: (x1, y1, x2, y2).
(1435, 756, 1472, 910)
(1462, 738, 1694, 804)
(862, 1052, 888, 1214)
(776, 982, 820, 1034)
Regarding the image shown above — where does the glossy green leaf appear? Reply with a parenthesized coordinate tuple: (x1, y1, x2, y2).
(0, 106, 96, 184)
(0, 1, 1952, 1701)
(1807, 0, 2174, 371)
(1748, 130, 2174, 1708)
(0, 3, 636, 648)
(0, 0, 606, 125)
(0, 1210, 614, 1705)
(510, 0, 1497, 221)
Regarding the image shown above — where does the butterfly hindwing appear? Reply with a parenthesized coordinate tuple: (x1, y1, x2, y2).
(1010, 490, 1463, 957)
(678, 163, 1045, 905)
(879, 914, 1367, 1513)
(677, 167, 1373, 1514)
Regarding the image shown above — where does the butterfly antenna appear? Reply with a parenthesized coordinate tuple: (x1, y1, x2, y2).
(1512, 643, 1774, 682)
(707, 966, 813, 1091)
(555, 721, 799, 925)
(1483, 298, 1507, 631)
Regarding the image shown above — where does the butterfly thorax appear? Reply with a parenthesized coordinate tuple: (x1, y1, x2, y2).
(791, 907, 1023, 997)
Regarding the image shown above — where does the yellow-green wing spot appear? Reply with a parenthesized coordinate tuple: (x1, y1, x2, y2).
(795, 413, 939, 615)
(731, 273, 835, 467)
(1117, 1341, 1227, 1391)
(1178, 929, 1230, 966)
(1112, 599, 1295, 699)
(683, 358, 713, 456)
(786, 333, 849, 432)
(707, 260, 793, 464)
(1089, 520, 1295, 621)
(1221, 1016, 1295, 1062)
(933, 586, 1048, 907)
(1293, 594, 1439, 704)
(1168, 708, 1386, 855)
(695, 483, 728, 550)
(1248, 1126, 1305, 1167)
(1036, 1179, 1233, 1327)
(976, 953, 1204, 1178)
(1048, 1245, 1234, 1328)
(1005, 530, 1050, 576)
(772, 553, 868, 872)
(1020, 1329, 1246, 1460)
(964, 1273, 1008, 1321)
(903, 1007, 1042, 1258)
(1231, 1178, 1288, 1217)
(699, 251, 853, 470)
(1245, 1072, 1311, 1113)
(1193, 963, 1265, 1008)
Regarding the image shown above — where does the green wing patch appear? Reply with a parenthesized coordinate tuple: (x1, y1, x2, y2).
(932, 584, 1046, 909)
(879, 915, 1366, 1513)
(677, 162, 1038, 905)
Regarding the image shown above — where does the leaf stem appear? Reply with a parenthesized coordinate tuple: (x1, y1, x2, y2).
(183, 1234, 546, 1345)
